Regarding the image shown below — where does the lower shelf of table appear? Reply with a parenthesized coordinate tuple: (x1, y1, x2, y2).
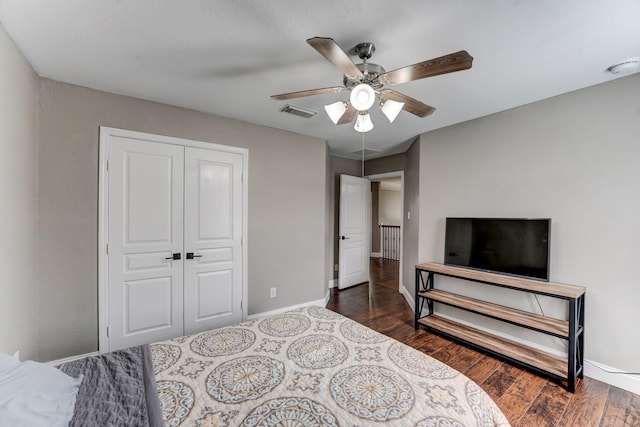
(418, 314, 567, 379)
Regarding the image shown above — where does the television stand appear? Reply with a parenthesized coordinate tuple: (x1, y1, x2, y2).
(415, 262, 585, 392)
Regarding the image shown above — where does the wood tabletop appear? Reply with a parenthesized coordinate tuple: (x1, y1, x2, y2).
(416, 262, 585, 299)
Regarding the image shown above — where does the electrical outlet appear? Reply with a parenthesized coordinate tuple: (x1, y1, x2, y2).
(270, 287, 276, 298)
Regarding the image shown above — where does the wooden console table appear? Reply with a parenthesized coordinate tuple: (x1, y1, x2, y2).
(415, 262, 585, 392)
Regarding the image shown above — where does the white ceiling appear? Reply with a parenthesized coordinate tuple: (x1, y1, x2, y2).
(1, 0, 639, 159)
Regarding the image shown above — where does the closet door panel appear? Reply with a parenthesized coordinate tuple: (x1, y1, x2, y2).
(183, 147, 243, 335)
(107, 137, 184, 351)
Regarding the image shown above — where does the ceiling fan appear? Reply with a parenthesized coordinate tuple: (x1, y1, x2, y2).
(272, 37, 473, 132)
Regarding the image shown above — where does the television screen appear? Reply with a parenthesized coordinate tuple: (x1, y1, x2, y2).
(444, 218, 551, 281)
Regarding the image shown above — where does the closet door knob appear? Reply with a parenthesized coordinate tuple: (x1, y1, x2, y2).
(165, 253, 181, 260)
(186, 252, 203, 260)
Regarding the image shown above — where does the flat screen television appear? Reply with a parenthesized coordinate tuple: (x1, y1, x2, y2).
(444, 218, 551, 281)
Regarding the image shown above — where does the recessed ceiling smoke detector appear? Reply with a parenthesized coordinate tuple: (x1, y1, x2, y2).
(607, 59, 640, 75)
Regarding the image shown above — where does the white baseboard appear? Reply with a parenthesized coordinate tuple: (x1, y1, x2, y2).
(584, 359, 640, 395)
(46, 351, 99, 367)
(328, 279, 337, 289)
(400, 284, 415, 311)
(247, 296, 329, 321)
(370, 252, 381, 258)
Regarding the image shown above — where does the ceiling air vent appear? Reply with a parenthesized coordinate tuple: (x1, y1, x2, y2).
(279, 104, 317, 118)
(351, 149, 379, 157)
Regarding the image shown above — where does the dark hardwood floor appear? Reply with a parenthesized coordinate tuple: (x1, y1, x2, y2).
(369, 257, 399, 290)
(326, 259, 640, 427)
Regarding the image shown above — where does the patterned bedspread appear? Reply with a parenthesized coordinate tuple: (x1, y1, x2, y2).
(151, 306, 510, 426)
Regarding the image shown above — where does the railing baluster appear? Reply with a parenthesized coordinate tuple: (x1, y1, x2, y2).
(379, 225, 401, 260)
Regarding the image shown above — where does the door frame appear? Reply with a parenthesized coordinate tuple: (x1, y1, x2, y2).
(366, 171, 404, 293)
(98, 126, 248, 354)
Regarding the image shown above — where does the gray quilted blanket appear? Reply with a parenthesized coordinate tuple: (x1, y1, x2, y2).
(58, 344, 163, 427)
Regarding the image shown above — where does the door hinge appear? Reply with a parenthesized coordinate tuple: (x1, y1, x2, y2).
(106, 326, 109, 338)
(240, 300, 243, 310)
(106, 160, 109, 172)
(106, 243, 109, 254)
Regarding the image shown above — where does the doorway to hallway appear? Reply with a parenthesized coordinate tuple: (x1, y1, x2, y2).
(367, 172, 403, 294)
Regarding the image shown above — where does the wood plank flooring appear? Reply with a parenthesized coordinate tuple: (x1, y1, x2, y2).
(326, 259, 640, 427)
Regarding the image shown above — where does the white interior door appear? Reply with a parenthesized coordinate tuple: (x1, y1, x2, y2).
(338, 174, 370, 289)
(183, 147, 244, 335)
(107, 137, 185, 351)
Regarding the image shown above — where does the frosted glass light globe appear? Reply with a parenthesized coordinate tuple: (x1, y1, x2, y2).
(350, 84, 376, 111)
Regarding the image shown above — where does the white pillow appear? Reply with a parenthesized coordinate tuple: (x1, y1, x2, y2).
(0, 353, 83, 427)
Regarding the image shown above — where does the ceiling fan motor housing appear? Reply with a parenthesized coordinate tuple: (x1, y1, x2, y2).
(343, 42, 385, 90)
(354, 42, 375, 60)
(344, 63, 386, 89)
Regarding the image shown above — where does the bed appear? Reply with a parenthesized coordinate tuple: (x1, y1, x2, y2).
(151, 306, 509, 426)
(1, 306, 509, 426)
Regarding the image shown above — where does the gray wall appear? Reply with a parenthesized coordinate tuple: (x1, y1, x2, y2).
(418, 73, 640, 373)
(379, 188, 401, 225)
(403, 140, 420, 295)
(36, 79, 328, 361)
(365, 153, 405, 176)
(0, 24, 38, 360)
(371, 182, 380, 253)
(324, 150, 332, 295)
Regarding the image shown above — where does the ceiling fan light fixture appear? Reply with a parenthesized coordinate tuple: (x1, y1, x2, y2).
(350, 84, 376, 111)
(272, 37, 473, 135)
(354, 112, 374, 133)
(324, 101, 348, 124)
(380, 99, 405, 123)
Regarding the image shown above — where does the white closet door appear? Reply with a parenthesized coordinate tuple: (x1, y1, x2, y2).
(338, 174, 371, 289)
(107, 137, 184, 351)
(183, 147, 244, 335)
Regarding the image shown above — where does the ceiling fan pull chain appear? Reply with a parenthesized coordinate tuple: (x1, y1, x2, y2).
(361, 131, 365, 178)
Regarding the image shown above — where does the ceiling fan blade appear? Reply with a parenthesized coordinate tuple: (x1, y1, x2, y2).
(379, 50, 473, 86)
(307, 37, 364, 80)
(271, 86, 344, 101)
(380, 89, 436, 118)
(336, 102, 357, 125)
